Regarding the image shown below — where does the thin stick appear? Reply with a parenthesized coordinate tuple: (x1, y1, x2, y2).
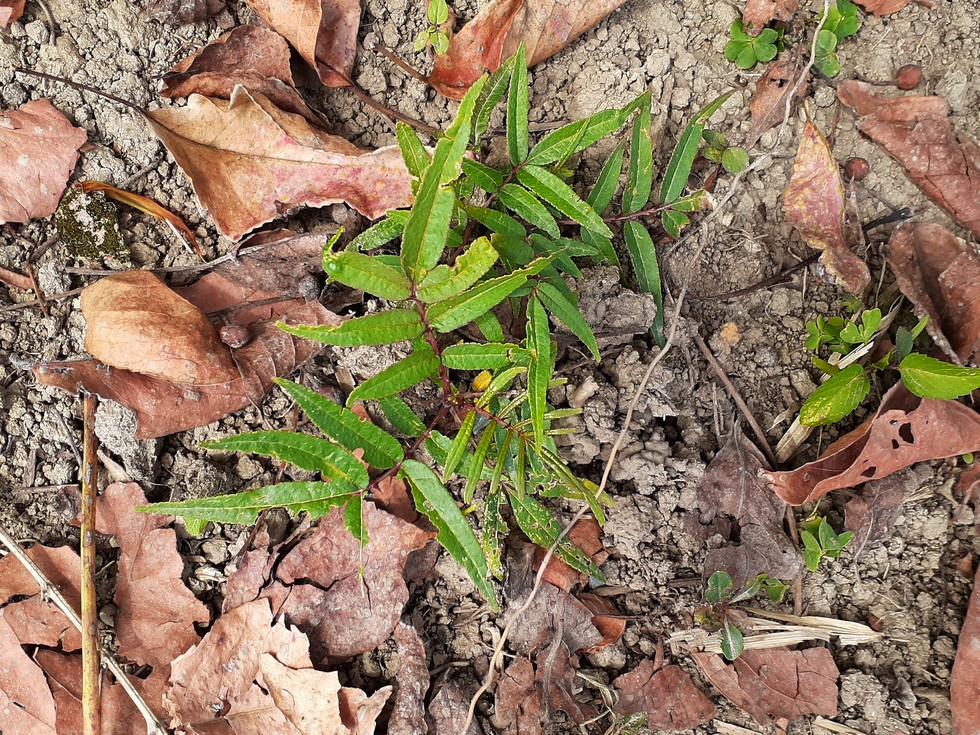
(80, 392, 101, 735)
(371, 45, 430, 85)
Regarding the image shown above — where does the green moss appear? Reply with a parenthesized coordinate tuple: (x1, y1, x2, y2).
(55, 188, 128, 261)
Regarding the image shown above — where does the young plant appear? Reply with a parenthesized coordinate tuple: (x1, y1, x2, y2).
(724, 20, 780, 70)
(701, 130, 750, 176)
(414, 0, 451, 55)
(799, 516, 854, 571)
(813, 0, 861, 78)
(696, 571, 787, 660)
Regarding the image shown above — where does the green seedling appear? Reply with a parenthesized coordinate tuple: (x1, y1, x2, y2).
(697, 571, 787, 660)
(813, 0, 860, 77)
(702, 130, 750, 175)
(724, 20, 781, 70)
(414, 0, 451, 55)
(799, 517, 854, 571)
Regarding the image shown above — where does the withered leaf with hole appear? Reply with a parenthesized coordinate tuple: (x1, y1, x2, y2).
(0, 98, 87, 223)
(747, 59, 809, 146)
(952, 564, 980, 735)
(612, 659, 716, 730)
(844, 468, 921, 556)
(838, 81, 980, 238)
(887, 222, 980, 365)
(0, 0, 25, 26)
(147, 85, 412, 240)
(428, 0, 629, 100)
(742, 0, 798, 34)
(782, 120, 870, 294)
(769, 383, 980, 504)
(387, 622, 430, 735)
(692, 648, 838, 725)
(694, 425, 802, 587)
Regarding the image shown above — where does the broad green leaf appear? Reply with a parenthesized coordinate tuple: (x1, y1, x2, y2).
(417, 236, 499, 303)
(899, 353, 980, 399)
(472, 54, 517, 144)
(706, 571, 733, 604)
(343, 493, 369, 547)
(402, 459, 498, 608)
(623, 91, 652, 213)
(443, 342, 518, 370)
(348, 210, 409, 251)
(274, 379, 403, 469)
(507, 490, 601, 577)
(516, 165, 612, 237)
(661, 208, 690, 238)
(461, 159, 504, 192)
(396, 122, 429, 179)
(323, 251, 412, 300)
(526, 104, 636, 167)
(799, 364, 870, 426)
(721, 146, 749, 174)
(660, 91, 733, 204)
(536, 281, 599, 360)
(348, 346, 440, 404)
(378, 395, 426, 437)
(527, 295, 552, 449)
(623, 221, 664, 345)
(720, 618, 744, 660)
(497, 183, 560, 238)
(204, 430, 368, 486)
(507, 44, 529, 165)
(443, 411, 476, 479)
(139, 481, 357, 525)
(428, 0, 449, 25)
(474, 311, 505, 342)
(464, 205, 527, 240)
(279, 309, 423, 346)
(802, 530, 823, 571)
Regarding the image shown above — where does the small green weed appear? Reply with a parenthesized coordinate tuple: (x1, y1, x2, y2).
(724, 20, 780, 70)
(701, 130, 750, 175)
(799, 516, 854, 571)
(813, 0, 860, 77)
(697, 571, 787, 660)
(414, 0, 451, 55)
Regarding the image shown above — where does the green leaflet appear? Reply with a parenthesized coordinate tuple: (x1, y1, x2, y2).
(461, 159, 504, 193)
(323, 251, 412, 300)
(536, 281, 599, 361)
(474, 311, 505, 342)
(279, 309, 424, 346)
(720, 618, 744, 661)
(203, 430, 368, 487)
(396, 122, 429, 179)
(443, 411, 476, 479)
(426, 431, 494, 481)
(516, 165, 612, 237)
(497, 183, 560, 238)
(526, 104, 637, 167)
(476, 366, 527, 408)
(661, 208, 690, 239)
(402, 459, 498, 608)
(348, 210, 409, 251)
(274, 379, 403, 469)
(623, 91, 653, 214)
(417, 236, 500, 303)
(464, 425, 496, 503)
(442, 342, 519, 370)
(472, 54, 517, 144)
(348, 346, 440, 404)
(507, 44, 529, 165)
(899, 353, 980, 399)
(527, 295, 552, 449)
(378, 395, 426, 437)
(660, 91, 733, 204)
(622, 222, 664, 345)
(507, 489, 602, 577)
(343, 493, 369, 548)
(138, 481, 358, 525)
(583, 138, 627, 267)
(799, 364, 870, 426)
(481, 465, 507, 578)
(464, 205, 527, 240)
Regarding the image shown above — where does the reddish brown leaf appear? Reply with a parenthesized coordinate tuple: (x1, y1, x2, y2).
(844, 469, 918, 556)
(245, 0, 361, 88)
(428, 0, 628, 100)
(838, 81, 980, 238)
(0, 0, 26, 26)
(742, 0, 798, 34)
(535, 640, 596, 724)
(952, 564, 980, 734)
(207, 229, 328, 300)
(612, 659, 716, 730)
(854, 0, 914, 15)
(887, 222, 980, 364)
(427, 679, 482, 735)
(146, 0, 224, 23)
(533, 516, 607, 592)
(387, 622, 430, 735)
(0, 615, 57, 734)
(782, 120, 870, 294)
(692, 648, 838, 725)
(0, 544, 82, 651)
(0, 98, 87, 224)
(147, 85, 413, 240)
(769, 383, 980, 504)
(748, 59, 809, 146)
(576, 592, 625, 649)
(493, 657, 544, 735)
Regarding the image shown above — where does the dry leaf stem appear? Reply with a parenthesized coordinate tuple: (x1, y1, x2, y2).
(80, 392, 101, 735)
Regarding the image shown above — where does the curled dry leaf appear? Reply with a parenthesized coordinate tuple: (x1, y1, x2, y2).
(428, 0, 629, 99)
(612, 659, 716, 730)
(577, 592, 626, 649)
(743, 0, 799, 34)
(769, 383, 980, 504)
(887, 222, 980, 365)
(782, 120, 870, 295)
(952, 564, 980, 735)
(0, 98, 87, 224)
(838, 80, 980, 238)
(747, 58, 809, 146)
(692, 648, 839, 725)
(0, 0, 25, 27)
(147, 85, 413, 240)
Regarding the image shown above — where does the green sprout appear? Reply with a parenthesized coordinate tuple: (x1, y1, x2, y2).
(414, 0, 451, 55)
(799, 517, 854, 571)
(724, 20, 780, 70)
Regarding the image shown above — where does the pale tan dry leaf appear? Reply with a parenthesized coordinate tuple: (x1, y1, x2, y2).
(0, 98, 87, 223)
(747, 59, 809, 146)
(854, 0, 914, 15)
(743, 0, 798, 34)
(0, 0, 26, 26)
(952, 564, 980, 735)
(612, 659, 716, 730)
(0, 614, 57, 735)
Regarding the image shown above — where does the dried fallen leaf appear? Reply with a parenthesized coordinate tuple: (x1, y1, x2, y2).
(0, 98, 87, 224)
(838, 80, 980, 238)
(612, 659, 716, 730)
(576, 592, 625, 649)
(743, 0, 798, 34)
(692, 647, 839, 725)
(769, 383, 980, 504)
(844, 468, 920, 556)
(147, 85, 413, 240)
(0, 0, 25, 27)
(854, 0, 914, 15)
(887, 222, 980, 365)
(428, 0, 628, 99)
(493, 658, 543, 735)
(387, 622, 430, 735)
(747, 59, 809, 146)
(782, 120, 870, 294)
(532, 516, 607, 592)
(146, 0, 224, 23)
(426, 679, 482, 735)
(0, 615, 57, 735)
(952, 564, 980, 734)
(207, 230, 329, 299)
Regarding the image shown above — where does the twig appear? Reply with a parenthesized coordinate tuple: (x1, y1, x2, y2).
(371, 45, 430, 85)
(80, 392, 101, 735)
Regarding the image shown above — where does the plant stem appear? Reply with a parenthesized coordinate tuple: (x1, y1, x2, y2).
(80, 391, 101, 735)
(371, 45, 431, 85)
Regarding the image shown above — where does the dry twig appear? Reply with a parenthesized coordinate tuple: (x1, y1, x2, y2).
(80, 391, 101, 735)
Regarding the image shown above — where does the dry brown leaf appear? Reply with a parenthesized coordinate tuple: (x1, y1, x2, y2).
(205, 229, 329, 300)
(0, 98, 87, 224)
(0, 0, 25, 27)
(854, 0, 914, 15)
(146, 0, 225, 23)
(427, 679, 483, 735)
(532, 516, 607, 592)
(245, 0, 361, 88)
(535, 641, 596, 724)
(747, 59, 809, 146)
(387, 622, 430, 735)
(952, 564, 980, 734)
(0, 614, 57, 734)
(844, 468, 920, 556)
(428, 0, 628, 99)
(492, 658, 543, 735)
(838, 80, 980, 238)
(782, 120, 870, 294)
(612, 659, 716, 730)
(887, 222, 980, 365)
(692, 647, 839, 725)
(147, 85, 412, 240)
(743, 0, 798, 34)
(694, 426, 803, 586)
(576, 592, 625, 649)
(769, 383, 980, 504)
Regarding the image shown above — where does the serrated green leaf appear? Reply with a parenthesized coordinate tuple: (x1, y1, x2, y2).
(899, 353, 980, 399)
(474, 310, 505, 342)
(378, 395, 426, 437)
(588, 138, 627, 214)
(464, 425, 496, 503)
(482, 473, 506, 578)
(799, 364, 870, 426)
(461, 159, 504, 192)
(536, 446, 608, 524)
(443, 411, 477, 480)
(516, 165, 612, 237)
(623, 221, 664, 345)
(343, 493, 369, 547)
(348, 210, 409, 251)
(660, 91, 733, 204)
(402, 459, 498, 608)
(426, 431, 494, 482)
(507, 45, 529, 165)
(348, 346, 440, 404)
(464, 205, 527, 239)
(279, 308, 423, 346)
(443, 342, 518, 370)
(507, 490, 602, 577)
(417, 236, 500, 303)
(323, 251, 412, 300)
(274, 379, 403, 469)
(527, 295, 552, 449)
(720, 618, 744, 660)
(623, 91, 652, 213)
(526, 105, 635, 167)
(472, 54, 517, 143)
(204, 430, 368, 486)
(396, 122, 429, 179)
(536, 281, 599, 361)
(476, 366, 527, 408)
(497, 183, 561, 238)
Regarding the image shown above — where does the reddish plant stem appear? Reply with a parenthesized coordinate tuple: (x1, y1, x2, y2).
(371, 45, 431, 85)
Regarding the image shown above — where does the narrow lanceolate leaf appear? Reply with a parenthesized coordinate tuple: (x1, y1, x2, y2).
(461, 159, 504, 192)
(348, 210, 409, 251)
(401, 459, 498, 608)
(498, 183, 560, 238)
(442, 342, 519, 370)
(348, 347, 440, 404)
(378, 395, 426, 437)
(623, 91, 652, 214)
(799, 364, 870, 426)
(481, 471, 507, 578)
(279, 308, 424, 346)
(623, 222, 664, 345)
(527, 295, 552, 449)
(516, 165, 612, 237)
(464, 205, 527, 239)
(274, 379, 403, 469)
(443, 411, 477, 480)
(899, 353, 980, 399)
(396, 121, 429, 179)
(583, 138, 627, 267)
(507, 44, 529, 165)
(323, 251, 412, 300)
(140, 481, 358, 525)
(660, 91, 733, 204)
(343, 493, 369, 548)
(474, 311, 505, 343)
(508, 490, 601, 577)
(204, 431, 368, 486)
(417, 236, 500, 303)
(476, 366, 527, 408)
(537, 446, 607, 525)
(536, 281, 600, 360)
(464, 426, 496, 503)
(472, 53, 517, 144)
(526, 105, 635, 167)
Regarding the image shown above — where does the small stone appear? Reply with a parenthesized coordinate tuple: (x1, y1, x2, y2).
(895, 64, 923, 90)
(842, 157, 871, 181)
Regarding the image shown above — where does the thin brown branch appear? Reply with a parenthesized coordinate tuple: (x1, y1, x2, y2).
(371, 45, 430, 85)
(14, 67, 145, 114)
(80, 391, 101, 735)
